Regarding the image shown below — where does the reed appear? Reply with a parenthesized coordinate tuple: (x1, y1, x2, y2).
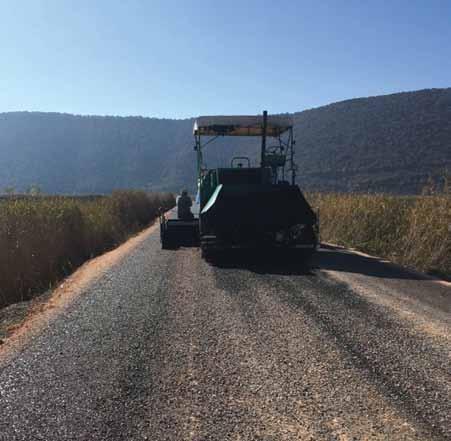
(308, 191, 451, 278)
(0, 191, 175, 307)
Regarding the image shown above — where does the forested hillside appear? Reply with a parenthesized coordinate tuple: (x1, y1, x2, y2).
(1, 88, 450, 194)
(0, 113, 195, 193)
(294, 88, 451, 192)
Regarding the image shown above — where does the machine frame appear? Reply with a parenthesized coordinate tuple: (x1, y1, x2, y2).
(194, 112, 297, 202)
(160, 111, 319, 260)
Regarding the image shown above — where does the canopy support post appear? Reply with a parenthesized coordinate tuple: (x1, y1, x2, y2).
(260, 110, 267, 167)
(289, 127, 296, 185)
(194, 132, 203, 182)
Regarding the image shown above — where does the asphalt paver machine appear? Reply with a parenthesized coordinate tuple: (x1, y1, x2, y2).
(160, 111, 319, 259)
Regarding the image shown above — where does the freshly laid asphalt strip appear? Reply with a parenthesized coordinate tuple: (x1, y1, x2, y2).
(0, 230, 449, 440)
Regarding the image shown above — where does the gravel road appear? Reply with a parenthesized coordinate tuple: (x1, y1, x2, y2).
(0, 227, 450, 440)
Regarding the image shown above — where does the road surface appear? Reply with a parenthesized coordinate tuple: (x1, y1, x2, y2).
(0, 223, 450, 440)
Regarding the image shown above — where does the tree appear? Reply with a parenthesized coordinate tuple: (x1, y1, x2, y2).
(27, 184, 42, 196)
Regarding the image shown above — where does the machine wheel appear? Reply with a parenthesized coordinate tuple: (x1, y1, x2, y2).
(161, 239, 172, 250)
(201, 245, 219, 261)
(291, 247, 315, 268)
(201, 245, 211, 259)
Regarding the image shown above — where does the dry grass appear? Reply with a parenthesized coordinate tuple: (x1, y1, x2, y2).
(308, 191, 451, 278)
(0, 191, 175, 307)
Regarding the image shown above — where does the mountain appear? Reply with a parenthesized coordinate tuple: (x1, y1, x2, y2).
(0, 113, 195, 193)
(293, 88, 451, 193)
(0, 88, 450, 195)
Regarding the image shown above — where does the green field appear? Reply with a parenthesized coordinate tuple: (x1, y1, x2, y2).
(0, 191, 175, 308)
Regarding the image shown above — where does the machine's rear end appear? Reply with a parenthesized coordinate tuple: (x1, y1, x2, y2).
(160, 217, 199, 249)
(199, 167, 318, 257)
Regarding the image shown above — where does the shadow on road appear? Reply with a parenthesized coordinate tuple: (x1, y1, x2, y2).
(315, 244, 430, 280)
(207, 244, 432, 281)
(208, 249, 315, 276)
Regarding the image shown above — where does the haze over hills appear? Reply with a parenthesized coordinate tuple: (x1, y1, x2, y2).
(0, 88, 450, 195)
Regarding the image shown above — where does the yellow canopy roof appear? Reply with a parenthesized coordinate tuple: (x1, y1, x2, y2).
(193, 115, 293, 137)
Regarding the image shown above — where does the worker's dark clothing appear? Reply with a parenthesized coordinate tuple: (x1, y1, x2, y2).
(177, 194, 193, 220)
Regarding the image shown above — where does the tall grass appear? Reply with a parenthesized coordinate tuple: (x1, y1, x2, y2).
(308, 192, 451, 278)
(0, 191, 175, 307)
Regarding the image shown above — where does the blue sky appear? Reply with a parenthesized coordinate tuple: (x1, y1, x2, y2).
(1, 0, 450, 118)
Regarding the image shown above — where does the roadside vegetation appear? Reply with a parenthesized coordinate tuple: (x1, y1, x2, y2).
(0, 191, 175, 308)
(308, 187, 451, 278)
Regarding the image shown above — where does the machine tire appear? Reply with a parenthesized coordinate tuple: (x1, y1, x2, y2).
(291, 247, 315, 268)
(201, 245, 219, 261)
(201, 245, 210, 259)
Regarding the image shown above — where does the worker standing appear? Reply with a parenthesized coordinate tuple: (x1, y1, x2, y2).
(177, 190, 193, 220)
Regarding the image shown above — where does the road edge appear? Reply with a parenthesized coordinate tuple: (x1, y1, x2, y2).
(0, 221, 160, 363)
